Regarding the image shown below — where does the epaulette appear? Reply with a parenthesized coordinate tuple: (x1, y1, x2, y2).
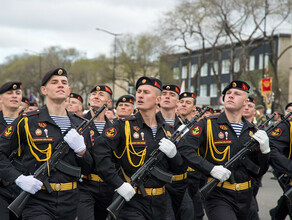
(121, 115, 136, 121)
(22, 109, 40, 117)
(205, 115, 219, 120)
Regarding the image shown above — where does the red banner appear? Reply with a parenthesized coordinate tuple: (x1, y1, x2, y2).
(261, 78, 272, 95)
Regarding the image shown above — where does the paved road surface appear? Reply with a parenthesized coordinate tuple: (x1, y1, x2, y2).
(202, 170, 288, 219)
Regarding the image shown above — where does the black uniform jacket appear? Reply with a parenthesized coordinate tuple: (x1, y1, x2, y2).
(177, 112, 269, 183)
(269, 120, 292, 177)
(0, 111, 8, 135)
(0, 105, 93, 183)
(93, 111, 185, 189)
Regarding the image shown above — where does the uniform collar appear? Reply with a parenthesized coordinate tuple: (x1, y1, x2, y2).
(135, 111, 165, 129)
(0, 111, 7, 126)
(217, 112, 254, 129)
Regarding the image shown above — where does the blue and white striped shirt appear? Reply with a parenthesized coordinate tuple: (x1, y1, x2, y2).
(50, 115, 71, 134)
(230, 122, 244, 138)
(94, 122, 106, 134)
(4, 117, 15, 125)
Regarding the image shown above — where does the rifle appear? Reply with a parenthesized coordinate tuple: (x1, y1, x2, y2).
(199, 112, 290, 200)
(107, 107, 210, 219)
(8, 104, 107, 218)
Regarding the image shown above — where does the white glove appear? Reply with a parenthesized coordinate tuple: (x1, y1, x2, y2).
(158, 137, 177, 158)
(253, 130, 270, 154)
(64, 128, 86, 153)
(15, 175, 43, 194)
(210, 165, 231, 183)
(115, 182, 136, 202)
(177, 124, 189, 137)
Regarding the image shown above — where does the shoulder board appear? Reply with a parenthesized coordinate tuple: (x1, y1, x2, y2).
(22, 109, 40, 117)
(205, 115, 219, 120)
(121, 115, 136, 121)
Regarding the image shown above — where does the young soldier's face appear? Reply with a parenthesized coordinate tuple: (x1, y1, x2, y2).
(67, 98, 83, 114)
(224, 89, 248, 111)
(285, 106, 292, 119)
(41, 75, 71, 101)
(136, 85, 161, 111)
(116, 103, 134, 118)
(1, 89, 22, 110)
(89, 91, 112, 109)
(243, 102, 256, 119)
(177, 98, 195, 118)
(160, 90, 178, 110)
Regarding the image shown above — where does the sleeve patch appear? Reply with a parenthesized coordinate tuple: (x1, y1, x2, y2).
(191, 126, 202, 136)
(270, 128, 282, 137)
(4, 125, 14, 137)
(105, 127, 117, 138)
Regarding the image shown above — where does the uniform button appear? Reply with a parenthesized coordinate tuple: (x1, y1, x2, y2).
(235, 184, 240, 191)
(55, 183, 61, 191)
(152, 188, 157, 195)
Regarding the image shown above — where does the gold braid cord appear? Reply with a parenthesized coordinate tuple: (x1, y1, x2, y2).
(114, 121, 147, 167)
(205, 119, 230, 162)
(17, 117, 52, 175)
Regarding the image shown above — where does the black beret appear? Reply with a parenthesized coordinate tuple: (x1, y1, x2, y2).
(22, 97, 29, 104)
(70, 93, 83, 103)
(285, 102, 292, 110)
(222, 80, 250, 95)
(41, 68, 67, 86)
(116, 95, 135, 107)
(179, 92, 196, 100)
(29, 102, 38, 107)
(162, 84, 180, 95)
(0, 81, 22, 94)
(136, 76, 162, 91)
(90, 85, 112, 96)
(248, 96, 255, 104)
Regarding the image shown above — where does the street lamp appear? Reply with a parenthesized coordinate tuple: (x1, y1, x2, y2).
(95, 28, 122, 103)
(25, 49, 45, 86)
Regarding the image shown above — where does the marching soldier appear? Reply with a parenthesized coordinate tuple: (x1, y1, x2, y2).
(0, 81, 23, 219)
(115, 94, 135, 120)
(0, 68, 93, 219)
(77, 85, 115, 220)
(269, 102, 292, 219)
(158, 84, 194, 220)
(93, 76, 185, 219)
(177, 91, 205, 220)
(67, 92, 84, 116)
(177, 80, 270, 220)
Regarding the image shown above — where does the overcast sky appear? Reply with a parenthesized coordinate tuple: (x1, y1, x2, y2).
(0, 0, 178, 64)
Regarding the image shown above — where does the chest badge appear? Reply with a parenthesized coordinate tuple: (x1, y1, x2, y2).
(90, 130, 95, 137)
(167, 131, 172, 137)
(141, 132, 145, 141)
(38, 122, 47, 128)
(35, 129, 42, 136)
(220, 125, 228, 131)
(133, 126, 140, 132)
(133, 132, 139, 139)
(225, 132, 228, 140)
(249, 131, 253, 138)
(218, 132, 224, 139)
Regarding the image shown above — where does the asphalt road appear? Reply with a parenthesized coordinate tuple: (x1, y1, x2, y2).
(201, 170, 288, 220)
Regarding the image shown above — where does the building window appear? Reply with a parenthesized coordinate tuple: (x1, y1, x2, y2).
(222, 59, 230, 74)
(210, 84, 217, 97)
(200, 63, 208, 76)
(249, 55, 255, 71)
(182, 66, 188, 79)
(200, 84, 207, 97)
(191, 64, 198, 78)
(234, 58, 240, 72)
(259, 54, 269, 69)
(173, 67, 179, 80)
(221, 82, 229, 92)
(210, 61, 218, 76)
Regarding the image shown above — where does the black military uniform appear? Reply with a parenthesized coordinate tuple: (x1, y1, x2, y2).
(0, 69, 93, 219)
(178, 81, 269, 220)
(93, 77, 185, 220)
(269, 103, 292, 219)
(77, 85, 115, 220)
(0, 82, 22, 220)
